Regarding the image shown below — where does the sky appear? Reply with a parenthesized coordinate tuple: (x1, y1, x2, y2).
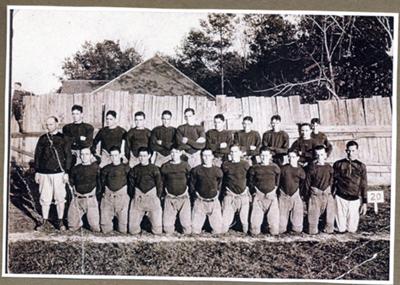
(11, 8, 207, 94)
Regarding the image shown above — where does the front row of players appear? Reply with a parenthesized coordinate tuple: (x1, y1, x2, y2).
(36, 135, 367, 236)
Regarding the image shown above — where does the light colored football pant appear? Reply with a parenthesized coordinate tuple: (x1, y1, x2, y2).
(67, 188, 100, 232)
(152, 152, 172, 167)
(308, 186, 336, 234)
(279, 189, 304, 234)
(221, 188, 250, 233)
(192, 195, 223, 234)
(37, 172, 66, 220)
(250, 189, 280, 235)
(183, 151, 202, 168)
(129, 187, 162, 235)
(335, 195, 361, 233)
(163, 190, 191, 234)
(100, 186, 130, 233)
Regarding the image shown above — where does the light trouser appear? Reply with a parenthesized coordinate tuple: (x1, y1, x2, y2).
(250, 189, 280, 235)
(192, 195, 223, 234)
(152, 152, 172, 167)
(163, 189, 191, 234)
(335, 195, 361, 233)
(99, 150, 112, 168)
(129, 152, 141, 168)
(307, 186, 336, 234)
(37, 172, 66, 220)
(183, 151, 202, 168)
(100, 186, 130, 233)
(129, 187, 162, 235)
(67, 188, 100, 232)
(221, 188, 250, 233)
(279, 189, 304, 234)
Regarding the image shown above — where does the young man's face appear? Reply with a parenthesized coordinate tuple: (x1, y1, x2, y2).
(106, 115, 116, 127)
(171, 148, 182, 162)
(346, 145, 358, 160)
(161, 114, 171, 127)
(214, 118, 224, 131)
(288, 152, 299, 166)
(311, 122, 320, 132)
(271, 119, 281, 131)
(260, 150, 272, 165)
(202, 150, 214, 165)
(315, 148, 327, 163)
(135, 115, 145, 128)
(138, 151, 151, 165)
(80, 148, 92, 164)
(45, 118, 58, 133)
(301, 125, 312, 139)
(230, 146, 241, 162)
(184, 111, 195, 125)
(110, 150, 121, 165)
(242, 120, 252, 131)
(72, 110, 83, 123)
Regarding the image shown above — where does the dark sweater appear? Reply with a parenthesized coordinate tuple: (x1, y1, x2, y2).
(92, 126, 126, 153)
(34, 132, 72, 174)
(160, 161, 191, 196)
(100, 163, 130, 191)
(124, 128, 151, 158)
(311, 132, 333, 156)
(206, 129, 233, 158)
(248, 163, 281, 194)
(333, 158, 368, 203)
(262, 130, 289, 155)
(190, 165, 223, 199)
(221, 160, 250, 194)
(290, 138, 318, 164)
(175, 124, 206, 154)
(62, 122, 94, 150)
(150, 125, 176, 156)
(234, 130, 261, 157)
(128, 164, 163, 197)
(279, 164, 306, 196)
(70, 162, 100, 195)
(304, 163, 333, 198)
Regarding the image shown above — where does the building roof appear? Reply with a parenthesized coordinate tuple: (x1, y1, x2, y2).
(91, 55, 215, 99)
(59, 80, 109, 94)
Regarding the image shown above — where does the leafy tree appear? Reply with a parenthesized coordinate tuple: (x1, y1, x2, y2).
(61, 40, 143, 80)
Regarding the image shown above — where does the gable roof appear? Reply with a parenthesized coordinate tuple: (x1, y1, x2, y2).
(59, 80, 109, 94)
(91, 55, 215, 99)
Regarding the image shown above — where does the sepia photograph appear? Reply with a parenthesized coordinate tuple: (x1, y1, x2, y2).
(2, 5, 397, 283)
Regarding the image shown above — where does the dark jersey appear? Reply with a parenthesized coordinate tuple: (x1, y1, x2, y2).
(70, 162, 100, 195)
(92, 126, 126, 153)
(160, 161, 191, 196)
(128, 164, 163, 197)
(248, 163, 281, 194)
(190, 165, 223, 199)
(311, 132, 333, 156)
(290, 138, 318, 164)
(262, 130, 289, 155)
(62, 122, 94, 150)
(124, 128, 151, 158)
(175, 124, 206, 154)
(234, 130, 261, 157)
(304, 162, 333, 198)
(206, 129, 233, 158)
(100, 163, 130, 191)
(221, 160, 250, 194)
(150, 125, 176, 156)
(279, 164, 306, 196)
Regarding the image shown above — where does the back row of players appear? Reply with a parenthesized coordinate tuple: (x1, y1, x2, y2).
(34, 105, 367, 235)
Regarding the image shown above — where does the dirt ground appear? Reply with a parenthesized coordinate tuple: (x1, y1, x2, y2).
(5, 163, 392, 280)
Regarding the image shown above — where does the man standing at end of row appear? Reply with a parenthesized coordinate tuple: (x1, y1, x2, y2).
(150, 110, 176, 167)
(62, 105, 94, 166)
(206, 114, 233, 167)
(176, 108, 206, 168)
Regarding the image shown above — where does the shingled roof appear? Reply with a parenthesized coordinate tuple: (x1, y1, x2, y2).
(59, 80, 109, 94)
(91, 55, 215, 99)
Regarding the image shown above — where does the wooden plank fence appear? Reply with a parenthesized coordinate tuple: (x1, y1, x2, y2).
(10, 92, 393, 185)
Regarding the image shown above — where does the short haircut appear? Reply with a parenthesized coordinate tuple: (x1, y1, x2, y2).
(135, 111, 145, 119)
(80, 147, 91, 154)
(300, 122, 311, 129)
(260, 146, 273, 154)
(201, 148, 213, 155)
(171, 144, 182, 151)
(162, 110, 172, 117)
(184, 108, 195, 115)
(311, 118, 320, 125)
(230, 144, 241, 151)
(106, 110, 117, 118)
(314, 145, 326, 152)
(48, 116, 59, 123)
(271, 115, 281, 122)
(71, 105, 83, 113)
(138, 146, 152, 155)
(243, 116, 253, 123)
(346, 140, 359, 149)
(214, 114, 225, 121)
(109, 146, 121, 153)
(15, 82, 22, 86)
(288, 148, 300, 156)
